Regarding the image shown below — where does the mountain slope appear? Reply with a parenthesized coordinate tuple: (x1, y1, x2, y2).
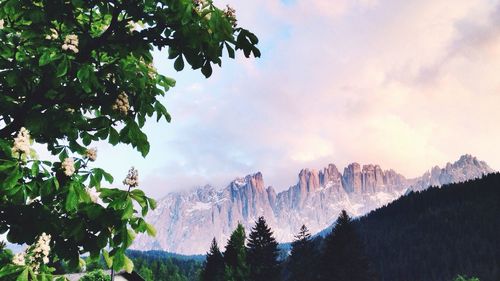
(353, 172, 500, 281)
(133, 155, 494, 254)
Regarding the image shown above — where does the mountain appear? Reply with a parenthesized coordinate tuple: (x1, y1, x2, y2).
(132, 154, 494, 254)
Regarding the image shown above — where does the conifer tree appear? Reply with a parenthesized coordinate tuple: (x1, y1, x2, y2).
(288, 225, 316, 281)
(224, 224, 249, 281)
(247, 217, 280, 281)
(319, 210, 376, 281)
(201, 238, 225, 281)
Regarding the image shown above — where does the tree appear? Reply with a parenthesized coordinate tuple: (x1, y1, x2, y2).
(246, 217, 280, 281)
(287, 225, 316, 281)
(201, 238, 224, 281)
(223, 223, 249, 281)
(0, 0, 258, 279)
(138, 266, 154, 281)
(0, 242, 13, 268)
(80, 270, 111, 281)
(319, 210, 375, 281)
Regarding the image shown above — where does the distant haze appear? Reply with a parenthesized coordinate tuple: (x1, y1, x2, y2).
(83, 0, 500, 198)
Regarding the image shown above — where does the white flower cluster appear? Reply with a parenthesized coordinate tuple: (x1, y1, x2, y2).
(0, 19, 5, 30)
(62, 157, 75, 176)
(224, 5, 237, 27)
(12, 127, 31, 156)
(123, 167, 139, 188)
(27, 233, 51, 273)
(12, 233, 51, 272)
(85, 148, 97, 161)
(86, 187, 100, 203)
(45, 28, 58, 40)
(112, 92, 130, 115)
(30, 233, 51, 267)
(62, 34, 79, 53)
(12, 252, 25, 266)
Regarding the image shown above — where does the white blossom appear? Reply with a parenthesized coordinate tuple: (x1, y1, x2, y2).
(61, 157, 75, 176)
(123, 167, 139, 188)
(63, 34, 79, 53)
(45, 28, 58, 40)
(12, 253, 25, 266)
(112, 92, 130, 115)
(85, 148, 97, 161)
(223, 5, 237, 27)
(12, 233, 51, 272)
(86, 187, 100, 203)
(12, 127, 31, 156)
(0, 19, 5, 30)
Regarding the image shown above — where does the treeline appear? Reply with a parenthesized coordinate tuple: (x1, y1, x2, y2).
(200, 213, 376, 281)
(126, 250, 202, 281)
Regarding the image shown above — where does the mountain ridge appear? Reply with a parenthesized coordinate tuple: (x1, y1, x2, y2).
(132, 154, 494, 254)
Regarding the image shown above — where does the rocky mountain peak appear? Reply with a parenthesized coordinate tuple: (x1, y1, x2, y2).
(133, 155, 495, 254)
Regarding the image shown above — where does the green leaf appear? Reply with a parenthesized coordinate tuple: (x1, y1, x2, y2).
(39, 51, 62, 66)
(174, 55, 184, 71)
(145, 223, 156, 237)
(65, 183, 78, 211)
(102, 250, 112, 268)
(0, 265, 24, 278)
(112, 249, 125, 270)
(0, 160, 17, 171)
(109, 127, 120, 145)
(124, 255, 134, 273)
(56, 57, 69, 77)
(201, 62, 213, 78)
(15, 268, 28, 281)
(147, 197, 157, 210)
(225, 43, 235, 59)
(122, 199, 134, 220)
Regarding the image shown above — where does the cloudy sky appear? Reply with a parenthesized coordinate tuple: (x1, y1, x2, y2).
(93, 0, 500, 198)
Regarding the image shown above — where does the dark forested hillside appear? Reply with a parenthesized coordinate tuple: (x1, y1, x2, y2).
(354, 173, 500, 281)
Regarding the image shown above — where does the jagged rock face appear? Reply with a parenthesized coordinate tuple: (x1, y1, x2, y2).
(409, 154, 494, 192)
(342, 163, 406, 194)
(132, 155, 494, 255)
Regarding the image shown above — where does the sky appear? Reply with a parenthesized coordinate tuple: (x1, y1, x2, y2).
(90, 0, 500, 198)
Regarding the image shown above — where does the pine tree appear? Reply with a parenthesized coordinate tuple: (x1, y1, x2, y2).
(247, 217, 280, 281)
(224, 223, 250, 281)
(288, 225, 316, 281)
(201, 238, 225, 281)
(319, 210, 376, 281)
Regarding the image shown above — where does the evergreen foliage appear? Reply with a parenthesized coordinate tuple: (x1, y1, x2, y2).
(355, 173, 500, 281)
(246, 217, 280, 281)
(127, 251, 201, 281)
(286, 225, 316, 281)
(318, 210, 376, 281)
(223, 224, 249, 281)
(200, 238, 225, 281)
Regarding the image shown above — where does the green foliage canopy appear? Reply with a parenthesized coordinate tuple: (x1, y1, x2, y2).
(0, 0, 259, 279)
